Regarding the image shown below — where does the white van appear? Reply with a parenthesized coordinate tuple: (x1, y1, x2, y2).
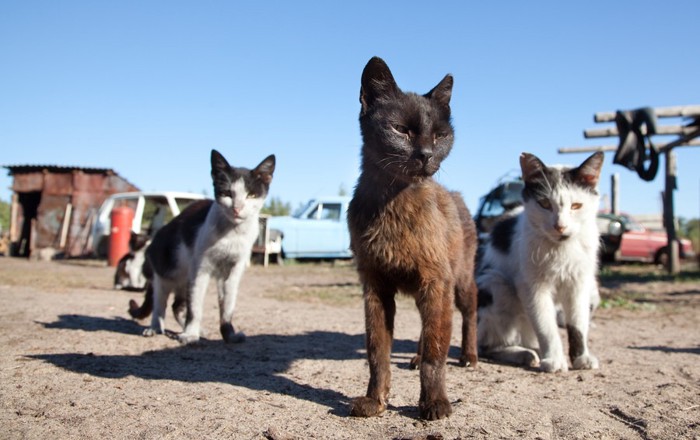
(91, 191, 205, 257)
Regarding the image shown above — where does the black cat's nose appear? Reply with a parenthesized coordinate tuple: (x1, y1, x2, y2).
(417, 148, 433, 163)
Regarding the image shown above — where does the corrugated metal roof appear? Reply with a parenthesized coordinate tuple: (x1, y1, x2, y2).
(3, 164, 115, 175)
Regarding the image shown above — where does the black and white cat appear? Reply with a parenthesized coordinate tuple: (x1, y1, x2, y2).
(477, 152, 603, 372)
(114, 232, 150, 291)
(142, 149, 275, 344)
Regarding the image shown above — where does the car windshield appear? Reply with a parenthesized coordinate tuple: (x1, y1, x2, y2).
(293, 200, 316, 218)
(622, 217, 645, 232)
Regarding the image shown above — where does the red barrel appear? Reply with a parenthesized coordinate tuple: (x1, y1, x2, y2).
(108, 206, 135, 267)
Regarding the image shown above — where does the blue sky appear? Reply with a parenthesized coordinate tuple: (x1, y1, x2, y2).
(1, 1, 699, 219)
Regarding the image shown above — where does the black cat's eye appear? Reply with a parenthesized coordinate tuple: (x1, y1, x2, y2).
(435, 132, 448, 139)
(571, 202, 582, 210)
(537, 199, 552, 210)
(392, 124, 409, 135)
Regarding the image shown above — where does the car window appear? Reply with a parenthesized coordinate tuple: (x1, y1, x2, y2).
(294, 200, 315, 218)
(320, 203, 342, 221)
(142, 196, 172, 235)
(306, 204, 320, 220)
(175, 197, 199, 212)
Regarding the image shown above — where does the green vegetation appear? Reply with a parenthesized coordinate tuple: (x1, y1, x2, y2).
(598, 291, 656, 311)
(679, 217, 700, 254)
(599, 265, 700, 283)
(262, 196, 291, 216)
(0, 199, 9, 232)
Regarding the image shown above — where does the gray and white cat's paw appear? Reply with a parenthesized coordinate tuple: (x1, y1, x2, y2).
(572, 353, 599, 370)
(178, 332, 200, 345)
(539, 356, 569, 373)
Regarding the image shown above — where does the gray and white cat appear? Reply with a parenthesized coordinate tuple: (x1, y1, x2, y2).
(477, 152, 603, 372)
(142, 149, 275, 344)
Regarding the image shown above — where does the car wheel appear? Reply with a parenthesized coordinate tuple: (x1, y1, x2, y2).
(654, 246, 669, 266)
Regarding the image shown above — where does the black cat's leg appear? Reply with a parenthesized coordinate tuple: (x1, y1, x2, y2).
(218, 262, 247, 343)
(416, 280, 453, 421)
(454, 274, 479, 367)
(409, 334, 423, 370)
(351, 279, 395, 418)
(563, 284, 599, 370)
(178, 272, 210, 344)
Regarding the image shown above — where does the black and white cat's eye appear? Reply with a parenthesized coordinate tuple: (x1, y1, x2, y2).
(537, 199, 552, 210)
(246, 194, 257, 199)
(571, 202, 582, 210)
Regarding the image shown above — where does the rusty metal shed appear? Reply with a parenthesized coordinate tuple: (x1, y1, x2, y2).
(3, 165, 139, 258)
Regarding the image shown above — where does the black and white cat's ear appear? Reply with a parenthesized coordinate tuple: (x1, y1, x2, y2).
(253, 154, 275, 184)
(574, 152, 604, 188)
(425, 74, 453, 109)
(519, 152, 547, 182)
(360, 56, 399, 113)
(211, 149, 231, 175)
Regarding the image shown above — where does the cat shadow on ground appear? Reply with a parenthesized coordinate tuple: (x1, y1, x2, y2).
(629, 345, 700, 355)
(31, 314, 436, 416)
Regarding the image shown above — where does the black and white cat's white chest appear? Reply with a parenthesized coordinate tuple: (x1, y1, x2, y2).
(192, 203, 260, 270)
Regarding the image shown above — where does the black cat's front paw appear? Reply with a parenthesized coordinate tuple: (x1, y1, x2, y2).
(419, 397, 452, 421)
(458, 352, 478, 368)
(350, 396, 386, 417)
(409, 354, 421, 370)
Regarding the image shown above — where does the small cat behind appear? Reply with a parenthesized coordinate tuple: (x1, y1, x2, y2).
(114, 232, 150, 291)
(138, 149, 275, 344)
(477, 152, 603, 372)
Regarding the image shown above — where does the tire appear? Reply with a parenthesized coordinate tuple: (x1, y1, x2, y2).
(654, 246, 669, 266)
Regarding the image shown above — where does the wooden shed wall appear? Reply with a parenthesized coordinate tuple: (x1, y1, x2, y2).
(9, 169, 138, 257)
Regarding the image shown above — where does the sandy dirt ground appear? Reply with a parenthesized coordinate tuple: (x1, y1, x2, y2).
(0, 257, 698, 440)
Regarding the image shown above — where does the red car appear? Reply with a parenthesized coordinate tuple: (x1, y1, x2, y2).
(597, 213, 695, 264)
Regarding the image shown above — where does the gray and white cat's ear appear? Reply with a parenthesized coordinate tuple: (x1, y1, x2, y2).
(211, 149, 231, 174)
(574, 152, 604, 188)
(519, 152, 547, 182)
(360, 56, 399, 112)
(425, 74, 453, 109)
(253, 154, 275, 184)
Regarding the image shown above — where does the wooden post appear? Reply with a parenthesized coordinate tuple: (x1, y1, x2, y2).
(10, 193, 19, 247)
(663, 150, 680, 274)
(59, 203, 73, 250)
(611, 173, 619, 215)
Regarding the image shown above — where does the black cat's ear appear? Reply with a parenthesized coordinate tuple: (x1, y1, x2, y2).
(253, 154, 275, 184)
(425, 74, 453, 109)
(519, 152, 547, 183)
(573, 152, 604, 188)
(360, 56, 399, 113)
(211, 149, 231, 175)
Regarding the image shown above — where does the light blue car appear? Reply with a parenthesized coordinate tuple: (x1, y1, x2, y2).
(267, 196, 353, 259)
